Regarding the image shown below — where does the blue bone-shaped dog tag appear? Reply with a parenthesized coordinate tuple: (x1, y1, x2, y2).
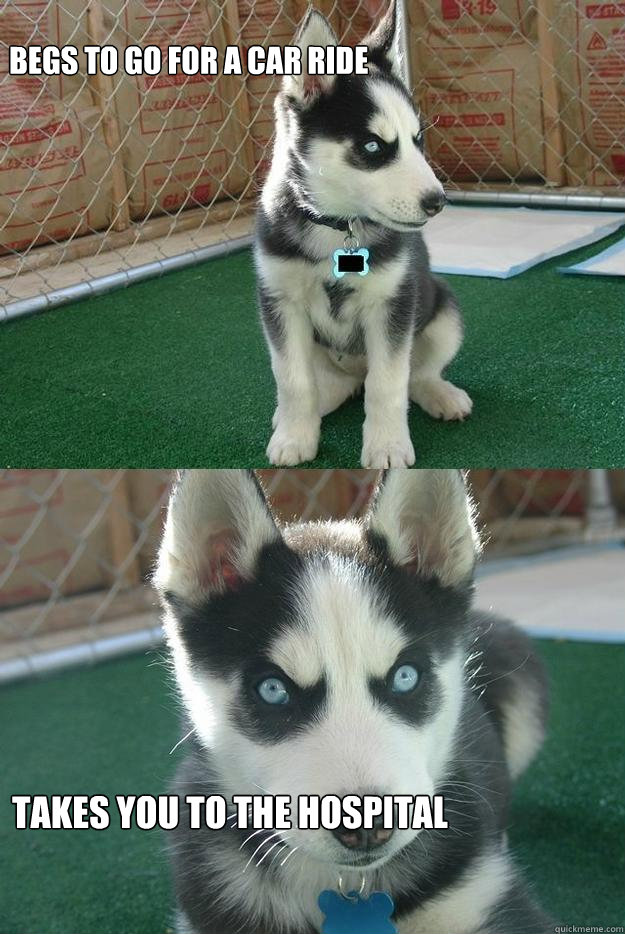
(333, 248, 370, 278)
(319, 889, 397, 934)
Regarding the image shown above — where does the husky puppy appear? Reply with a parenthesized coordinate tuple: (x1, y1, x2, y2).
(155, 470, 552, 934)
(255, 2, 473, 467)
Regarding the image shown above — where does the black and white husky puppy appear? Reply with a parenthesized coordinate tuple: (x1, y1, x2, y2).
(255, 2, 473, 467)
(155, 470, 553, 934)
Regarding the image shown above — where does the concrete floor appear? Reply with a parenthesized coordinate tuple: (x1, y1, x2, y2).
(476, 544, 625, 642)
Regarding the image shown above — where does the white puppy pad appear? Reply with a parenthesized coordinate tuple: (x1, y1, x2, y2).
(423, 205, 625, 279)
(559, 235, 625, 277)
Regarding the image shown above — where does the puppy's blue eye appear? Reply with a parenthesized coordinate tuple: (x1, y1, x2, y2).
(257, 677, 290, 705)
(391, 665, 419, 694)
(364, 140, 381, 153)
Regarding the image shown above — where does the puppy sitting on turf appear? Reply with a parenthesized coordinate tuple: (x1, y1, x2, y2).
(255, 1, 472, 466)
(155, 469, 553, 934)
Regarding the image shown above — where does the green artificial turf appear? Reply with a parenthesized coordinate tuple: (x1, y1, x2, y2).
(2, 228, 625, 468)
(1, 640, 624, 933)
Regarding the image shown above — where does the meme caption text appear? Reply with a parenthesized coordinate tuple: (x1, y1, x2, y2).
(12, 794, 448, 831)
(8, 44, 369, 78)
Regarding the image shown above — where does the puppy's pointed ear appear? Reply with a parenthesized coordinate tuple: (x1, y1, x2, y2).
(366, 470, 480, 587)
(154, 470, 280, 603)
(284, 9, 338, 105)
(363, 0, 404, 82)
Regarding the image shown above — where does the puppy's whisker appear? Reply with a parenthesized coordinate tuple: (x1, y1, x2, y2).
(268, 842, 290, 869)
(280, 845, 299, 868)
(243, 831, 284, 873)
(169, 728, 194, 756)
(419, 114, 440, 132)
(256, 837, 288, 867)
(239, 828, 268, 850)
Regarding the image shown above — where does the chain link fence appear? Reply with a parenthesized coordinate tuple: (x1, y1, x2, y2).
(1, 468, 623, 682)
(1, 0, 624, 316)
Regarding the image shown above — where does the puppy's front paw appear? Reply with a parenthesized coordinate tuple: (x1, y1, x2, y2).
(361, 424, 415, 468)
(411, 378, 473, 421)
(267, 419, 320, 465)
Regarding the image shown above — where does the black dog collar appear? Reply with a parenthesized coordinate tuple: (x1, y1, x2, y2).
(299, 208, 373, 232)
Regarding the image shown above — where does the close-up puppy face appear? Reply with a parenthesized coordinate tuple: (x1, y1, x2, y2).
(278, 4, 446, 229)
(156, 470, 478, 870)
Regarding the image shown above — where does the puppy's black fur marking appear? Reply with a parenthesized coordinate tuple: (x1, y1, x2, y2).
(170, 540, 303, 679)
(258, 284, 285, 350)
(297, 75, 377, 150)
(484, 881, 555, 934)
(387, 272, 418, 349)
(470, 612, 549, 749)
(233, 666, 328, 745)
(368, 662, 443, 728)
(256, 205, 313, 264)
(323, 280, 354, 320)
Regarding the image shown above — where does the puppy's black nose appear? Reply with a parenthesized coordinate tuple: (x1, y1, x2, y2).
(331, 813, 394, 850)
(421, 190, 446, 217)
